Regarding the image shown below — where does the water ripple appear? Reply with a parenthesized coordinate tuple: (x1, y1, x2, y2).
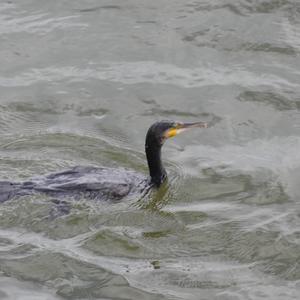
(0, 11, 87, 35)
(176, 135, 300, 200)
(0, 61, 297, 89)
(184, 0, 299, 15)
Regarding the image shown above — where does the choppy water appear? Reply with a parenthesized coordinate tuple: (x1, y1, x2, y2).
(0, 0, 300, 299)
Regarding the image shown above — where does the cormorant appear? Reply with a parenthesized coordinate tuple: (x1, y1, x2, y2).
(0, 121, 207, 202)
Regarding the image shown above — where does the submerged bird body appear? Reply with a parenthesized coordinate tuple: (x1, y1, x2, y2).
(0, 121, 207, 202)
(0, 167, 146, 203)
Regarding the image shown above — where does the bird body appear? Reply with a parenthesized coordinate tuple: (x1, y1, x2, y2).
(0, 121, 207, 202)
(0, 167, 145, 202)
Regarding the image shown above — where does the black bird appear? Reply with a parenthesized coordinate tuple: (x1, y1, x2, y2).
(0, 121, 207, 202)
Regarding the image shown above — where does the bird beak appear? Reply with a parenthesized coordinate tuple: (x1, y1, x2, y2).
(164, 121, 208, 139)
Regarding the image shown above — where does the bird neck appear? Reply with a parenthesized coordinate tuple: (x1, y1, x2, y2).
(145, 143, 167, 187)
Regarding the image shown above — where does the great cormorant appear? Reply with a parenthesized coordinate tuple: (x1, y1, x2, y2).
(0, 121, 207, 202)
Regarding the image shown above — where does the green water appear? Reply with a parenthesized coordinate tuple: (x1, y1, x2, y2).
(0, 0, 300, 299)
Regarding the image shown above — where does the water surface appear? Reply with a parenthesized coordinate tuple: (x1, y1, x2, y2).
(0, 0, 300, 299)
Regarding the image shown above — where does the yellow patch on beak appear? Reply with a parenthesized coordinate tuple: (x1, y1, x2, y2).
(164, 124, 190, 139)
(163, 121, 207, 140)
(165, 128, 178, 138)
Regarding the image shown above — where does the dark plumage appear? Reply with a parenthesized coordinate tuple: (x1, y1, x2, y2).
(0, 120, 207, 202)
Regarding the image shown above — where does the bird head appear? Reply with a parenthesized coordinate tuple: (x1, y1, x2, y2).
(145, 120, 208, 148)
